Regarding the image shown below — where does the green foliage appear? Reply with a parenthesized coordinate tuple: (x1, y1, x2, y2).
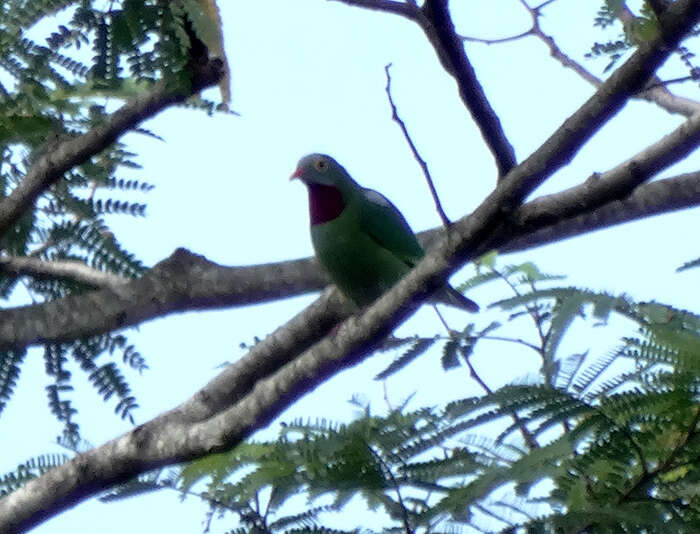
(0, 1, 225, 436)
(0, 349, 26, 417)
(588, 1, 698, 76)
(110, 260, 700, 532)
(0, 454, 69, 497)
(44, 333, 144, 442)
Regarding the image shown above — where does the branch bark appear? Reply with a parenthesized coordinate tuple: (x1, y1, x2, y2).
(0, 256, 127, 288)
(332, 0, 518, 178)
(0, 110, 698, 350)
(0, 59, 224, 244)
(458, 0, 700, 118)
(418, 0, 518, 178)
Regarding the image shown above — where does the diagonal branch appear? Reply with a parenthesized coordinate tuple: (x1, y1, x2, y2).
(0, 59, 224, 243)
(418, 0, 517, 178)
(328, 0, 419, 18)
(499, 169, 700, 254)
(0, 108, 698, 351)
(332, 0, 518, 178)
(2, 108, 700, 354)
(497, 111, 700, 244)
(461, 0, 700, 118)
(0, 255, 128, 288)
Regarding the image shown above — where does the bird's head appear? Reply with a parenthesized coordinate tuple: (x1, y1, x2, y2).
(290, 153, 357, 224)
(290, 153, 355, 190)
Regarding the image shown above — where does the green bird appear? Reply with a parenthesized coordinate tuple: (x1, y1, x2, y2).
(291, 153, 478, 312)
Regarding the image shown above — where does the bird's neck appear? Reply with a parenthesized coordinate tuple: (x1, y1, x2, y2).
(307, 183, 345, 225)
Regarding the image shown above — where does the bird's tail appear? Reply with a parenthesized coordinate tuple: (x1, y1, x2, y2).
(432, 285, 479, 313)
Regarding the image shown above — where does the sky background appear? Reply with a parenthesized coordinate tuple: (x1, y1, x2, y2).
(2, 1, 700, 532)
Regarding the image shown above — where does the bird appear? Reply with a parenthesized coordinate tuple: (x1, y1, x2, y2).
(290, 153, 479, 313)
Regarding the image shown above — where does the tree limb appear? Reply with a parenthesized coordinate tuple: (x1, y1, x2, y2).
(0, 108, 698, 350)
(0, 255, 127, 288)
(0, 250, 328, 348)
(458, 0, 700, 118)
(418, 0, 517, 178)
(0, 59, 224, 244)
(332, 0, 518, 177)
(499, 170, 700, 253)
(496, 110, 700, 246)
(327, 0, 419, 18)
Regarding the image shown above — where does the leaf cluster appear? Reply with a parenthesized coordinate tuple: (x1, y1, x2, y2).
(0, 0, 225, 440)
(98, 260, 700, 533)
(588, 0, 699, 77)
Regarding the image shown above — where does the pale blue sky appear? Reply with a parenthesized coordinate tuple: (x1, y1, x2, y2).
(2, 1, 699, 532)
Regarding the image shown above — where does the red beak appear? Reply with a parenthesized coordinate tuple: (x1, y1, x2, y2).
(289, 168, 302, 181)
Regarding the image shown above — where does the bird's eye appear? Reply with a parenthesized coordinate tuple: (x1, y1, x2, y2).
(314, 159, 327, 172)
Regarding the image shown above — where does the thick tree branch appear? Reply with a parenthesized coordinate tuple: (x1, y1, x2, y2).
(418, 0, 517, 178)
(0, 60, 224, 244)
(0, 251, 328, 348)
(0, 255, 127, 288)
(495, 110, 700, 245)
(0, 109, 697, 350)
(499, 170, 700, 253)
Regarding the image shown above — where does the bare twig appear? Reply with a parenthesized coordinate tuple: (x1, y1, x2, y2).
(514, 0, 700, 117)
(481, 335, 543, 355)
(337, 0, 519, 178)
(647, 73, 700, 89)
(384, 63, 451, 227)
(432, 288, 539, 449)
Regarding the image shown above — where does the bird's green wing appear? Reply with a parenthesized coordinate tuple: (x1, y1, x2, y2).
(358, 188, 425, 266)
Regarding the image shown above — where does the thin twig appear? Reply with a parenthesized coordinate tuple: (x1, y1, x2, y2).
(384, 63, 452, 228)
(533, 0, 559, 10)
(645, 73, 700, 89)
(366, 443, 414, 534)
(480, 335, 543, 355)
(456, 0, 700, 118)
(459, 29, 533, 45)
(432, 296, 538, 449)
